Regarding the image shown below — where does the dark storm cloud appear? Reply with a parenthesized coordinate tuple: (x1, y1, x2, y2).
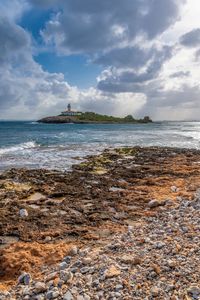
(41, 0, 184, 54)
(180, 28, 200, 47)
(93, 46, 154, 68)
(97, 46, 173, 92)
(170, 71, 190, 78)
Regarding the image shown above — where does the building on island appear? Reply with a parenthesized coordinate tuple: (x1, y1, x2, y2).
(60, 103, 82, 116)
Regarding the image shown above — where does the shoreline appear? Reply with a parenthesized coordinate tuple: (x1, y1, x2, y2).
(0, 146, 200, 299)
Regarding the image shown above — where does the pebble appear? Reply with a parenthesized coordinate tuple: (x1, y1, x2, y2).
(60, 270, 73, 283)
(63, 291, 73, 300)
(5, 188, 200, 300)
(46, 290, 60, 299)
(19, 208, 28, 217)
(148, 199, 160, 208)
(187, 285, 200, 299)
(18, 272, 31, 285)
(59, 261, 68, 270)
(69, 246, 78, 256)
(34, 282, 47, 293)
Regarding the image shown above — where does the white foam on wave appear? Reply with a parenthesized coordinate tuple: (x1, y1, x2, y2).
(0, 141, 38, 155)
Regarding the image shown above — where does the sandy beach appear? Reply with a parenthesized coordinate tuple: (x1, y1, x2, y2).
(0, 146, 200, 299)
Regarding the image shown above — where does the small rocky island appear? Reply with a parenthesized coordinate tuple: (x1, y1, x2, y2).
(38, 104, 152, 124)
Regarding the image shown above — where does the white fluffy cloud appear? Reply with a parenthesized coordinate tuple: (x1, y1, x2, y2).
(0, 0, 200, 120)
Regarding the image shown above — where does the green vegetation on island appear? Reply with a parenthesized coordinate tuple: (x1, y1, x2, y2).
(75, 112, 152, 123)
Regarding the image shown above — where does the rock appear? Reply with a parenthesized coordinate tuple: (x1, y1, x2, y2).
(80, 267, 90, 274)
(60, 270, 73, 283)
(19, 208, 28, 217)
(77, 296, 84, 300)
(45, 272, 58, 282)
(63, 256, 71, 264)
(34, 282, 47, 293)
(148, 200, 160, 208)
(171, 186, 179, 192)
(120, 255, 142, 265)
(115, 284, 123, 291)
(44, 236, 51, 242)
(69, 246, 78, 256)
(63, 291, 73, 300)
(187, 286, 200, 299)
(151, 287, 160, 297)
(155, 241, 165, 249)
(105, 265, 121, 278)
(59, 261, 68, 270)
(18, 272, 31, 285)
(82, 257, 92, 265)
(46, 290, 60, 299)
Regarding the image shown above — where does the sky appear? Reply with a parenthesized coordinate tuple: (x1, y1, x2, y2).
(0, 0, 200, 120)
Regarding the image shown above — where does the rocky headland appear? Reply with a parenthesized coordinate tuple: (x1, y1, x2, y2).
(0, 147, 200, 299)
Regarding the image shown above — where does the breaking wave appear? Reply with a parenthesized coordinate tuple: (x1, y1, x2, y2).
(0, 141, 38, 155)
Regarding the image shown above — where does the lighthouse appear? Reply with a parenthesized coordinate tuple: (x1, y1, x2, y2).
(60, 104, 82, 116)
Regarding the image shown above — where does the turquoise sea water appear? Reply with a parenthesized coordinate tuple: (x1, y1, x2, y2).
(0, 121, 200, 171)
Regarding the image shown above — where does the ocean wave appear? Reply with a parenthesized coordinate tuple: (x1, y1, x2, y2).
(0, 141, 38, 155)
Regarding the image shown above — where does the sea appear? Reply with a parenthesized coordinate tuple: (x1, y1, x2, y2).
(0, 121, 200, 172)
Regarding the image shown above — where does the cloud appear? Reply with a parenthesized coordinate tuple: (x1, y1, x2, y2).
(97, 45, 173, 92)
(169, 71, 190, 78)
(0, 17, 30, 64)
(41, 0, 184, 54)
(2, 0, 200, 121)
(180, 28, 200, 47)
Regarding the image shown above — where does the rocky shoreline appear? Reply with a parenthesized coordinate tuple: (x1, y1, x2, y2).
(0, 147, 200, 299)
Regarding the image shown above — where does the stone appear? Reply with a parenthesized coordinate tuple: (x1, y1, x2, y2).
(59, 261, 68, 270)
(120, 255, 142, 265)
(19, 208, 28, 217)
(18, 273, 31, 285)
(187, 286, 200, 299)
(63, 256, 71, 264)
(46, 290, 60, 299)
(82, 257, 92, 265)
(77, 296, 84, 300)
(34, 282, 47, 293)
(44, 236, 51, 242)
(80, 267, 90, 274)
(69, 246, 78, 256)
(171, 186, 179, 192)
(148, 200, 160, 208)
(155, 241, 165, 249)
(45, 272, 58, 282)
(63, 291, 73, 300)
(60, 270, 73, 283)
(105, 265, 121, 278)
(151, 287, 160, 297)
